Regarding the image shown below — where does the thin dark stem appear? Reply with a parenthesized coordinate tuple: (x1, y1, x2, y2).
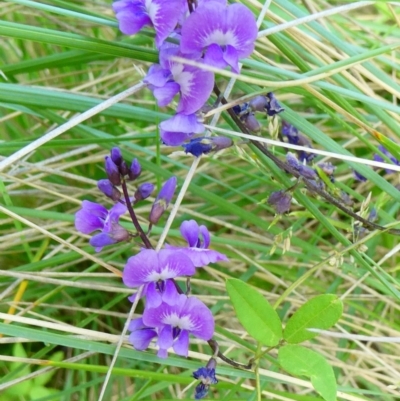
(213, 85, 400, 236)
(208, 339, 253, 370)
(121, 179, 153, 249)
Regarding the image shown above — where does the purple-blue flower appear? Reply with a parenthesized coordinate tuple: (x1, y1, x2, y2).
(286, 152, 317, 180)
(267, 190, 292, 214)
(281, 121, 315, 163)
(182, 136, 233, 157)
(193, 358, 218, 400)
(149, 176, 177, 224)
(373, 144, 400, 174)
(75, 201, 129, 252)
(144, 47, 214, 115)
(160, 113, 205, 146)
(142, 294, 215, 358)
(180, 0, 258, 73)
(113, 0, 185, 48)
(166, 220, 228, 267)
(123, 248, 195, 307)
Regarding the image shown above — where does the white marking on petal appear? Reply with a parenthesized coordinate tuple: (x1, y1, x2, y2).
(204, 29, 237, 48)
(163, 313, 196, 330)
(145, 0, 160, 23)
(174, 70, 194, 96)
(146, 262, 176, 281)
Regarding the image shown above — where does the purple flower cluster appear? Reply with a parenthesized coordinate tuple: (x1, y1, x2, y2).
(124, 219, 227, 358)
(113, 0, 258, 146)
(74, 147, 228, 388)
(74, 147, 175, 252)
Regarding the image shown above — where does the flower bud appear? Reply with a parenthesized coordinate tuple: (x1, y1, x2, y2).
(264, 92, 284, 116)
(249, 95, 266, 112)
(97, 179, 121, 201)
(182, 136, 233, 157)
(110, 147, 123, 166)
(241, 113, 261, 132)
(135, 182, 154, 201)
(105, 156, 121, 185)
(128, 158, 141, 180)
(268, 190, 292, 214)
(149, 176, 177, 224)
(119, 160, 130, 176)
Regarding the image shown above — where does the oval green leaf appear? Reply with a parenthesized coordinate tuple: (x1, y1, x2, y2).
(226, 278, 282, 346)
(278, 344, 337, 401)
(284, 294, 343, 344)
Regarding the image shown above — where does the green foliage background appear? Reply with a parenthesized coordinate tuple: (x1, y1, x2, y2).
(1, 0, 400, 400)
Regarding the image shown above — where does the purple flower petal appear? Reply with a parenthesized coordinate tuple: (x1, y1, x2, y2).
(158, 250, 196, 277)
(145, 282, 163, 308)
(144, 65, 172, 87)
(166, 246, 228, 267)
(180, 219, 200, 247)
(153, 82, 180, 107)
(161, 130, 193, 146)
(129, 328, 157, 350)
(75, 201, 107, 234)
(143, 295, 214, 340)
(123, 249, 159, 287)
(223, 45, 239, 73)
(173, 64, 214, 114)
(128, 318, 157, 351)
(157, 324, 174, 350)
(89, 232, 116, 252)
(173, 329, 189, 357)
(103, 202, 127, 233)
(151, 0, 185, 48)
(199, 225, 210, 248)
(160, 113, 205, 146)
(163, 279, 180, 305)
(203, 43, 226, 70)
(180, 1, 257, 71)
(113, 1, 151, 35)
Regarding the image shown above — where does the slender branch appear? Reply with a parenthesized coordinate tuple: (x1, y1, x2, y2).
(207, 339, 253, 370)
(212, 86, 400, 237)
(121, 179, 153, 249)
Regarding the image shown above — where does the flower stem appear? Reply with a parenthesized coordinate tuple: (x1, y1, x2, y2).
(121, 179, 153, 249)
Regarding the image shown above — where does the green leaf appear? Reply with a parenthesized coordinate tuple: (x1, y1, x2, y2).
(278, 344, 337, 401)
(226, 278, 282, 346)
(284, 295, 343, 344)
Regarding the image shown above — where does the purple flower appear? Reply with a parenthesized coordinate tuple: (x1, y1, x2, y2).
(373, 144, 400, 174)
(166, 220, 228, 267)
(180, 0, 258, 73)
(193, 358, 218, 400)
(123, 248, 195, 307)
(160, 113, 205, 146)
(281, 121, 315, 163)
(248, 93, 284, 116)
(143, 294, 215, 358)
(134, 182, 154, 201)
(113, 0, 185, 48)
(128, 318, 158, 351)
(182, 136, 233, 157)
(105, 156, 121, 185)
(144, 47, 214, 115)
(267, 190, 292, 214)
(75, 201, 129, 252)
(285, 152, 317, 180)
(353, 170, 367, 182)
(149, 176, 177, 224)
